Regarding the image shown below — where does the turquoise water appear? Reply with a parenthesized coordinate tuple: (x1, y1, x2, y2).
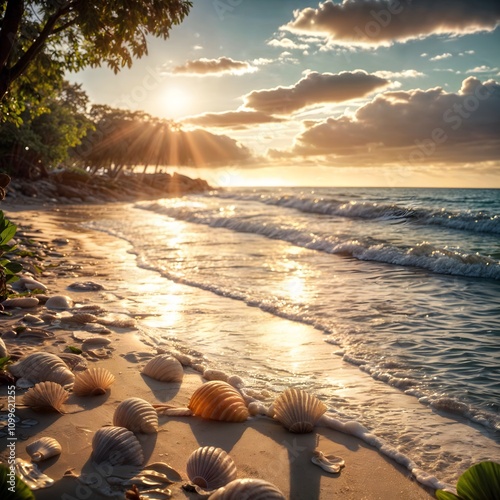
(85, 187, 500, 487)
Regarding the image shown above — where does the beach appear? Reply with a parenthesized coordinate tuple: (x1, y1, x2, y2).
(0, 198, 435, 500)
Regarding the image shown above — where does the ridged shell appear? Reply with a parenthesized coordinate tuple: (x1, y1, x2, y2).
(141, 354, 184, 383)
(209, 478, 286, 499)
(92, 426, 144, 466)
(73, 367, 115, 396)
(9, 352, 75, 386)
(45, 295, 74, 310)
(23, 381, 69, 413)
(26, 437, 62, 462)
(1, 297, 39, 308)
(186, 446, 237, 489)
(272, 388, 327, 433)
(62, 312, 98, 324)
(188, 381, 249, 423)
(113, 397, 158, 434)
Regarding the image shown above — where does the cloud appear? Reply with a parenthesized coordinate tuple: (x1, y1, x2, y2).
(429, 53, 453, 61)
(182, 110, 284, 128)
(373, 69, 425, 79)
(467, 65, 499, 73)
(267, 37, 309, 50)
(243, 71, 390, 114)
(274, 78, 500, 165)
(172, 57, 256, 76)
(282, 0, 500, 47)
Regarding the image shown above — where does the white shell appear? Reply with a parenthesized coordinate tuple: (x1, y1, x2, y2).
(0, 337, 7, 358)
(141, 354, 184, 383)
(209, 478, 286, 499)
(9, 352, 75, 386)
(26, 437, 62, 462)
(23, 381, 69, 413)
(186, 446, 237, 489)
(113, 397, 158, 434)
(15, 458, 55, 490)
(1, 297, 39, 308)
(14, 277, 48, 292)
(73, 367, 115, 396)
(188, 381, 249, 423)
(92, 426, 144, 466)
(272, 388, 327, 433)
(45, 295, 74, 310)
(311, 450, 345, 473)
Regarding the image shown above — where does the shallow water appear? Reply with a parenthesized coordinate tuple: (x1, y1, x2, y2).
(80, 187, 500, 488)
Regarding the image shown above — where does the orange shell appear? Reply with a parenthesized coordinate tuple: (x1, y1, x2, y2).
(188, 381, 249, 422)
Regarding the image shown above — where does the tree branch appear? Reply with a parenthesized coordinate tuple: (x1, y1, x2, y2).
(0, 0, 25, 71)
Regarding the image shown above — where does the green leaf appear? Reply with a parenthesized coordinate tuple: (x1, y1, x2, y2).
(436, 490, 460, 500)
(0, 464, 35, 499)
(0, 224, 17, 246)
(4, 262, 23, 274)
(0, 356, 11, 371)
(68, 346, 82, 354)
(456, 461, 500, 500)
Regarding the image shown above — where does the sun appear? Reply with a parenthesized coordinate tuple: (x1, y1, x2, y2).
(163, 86, 190, 118)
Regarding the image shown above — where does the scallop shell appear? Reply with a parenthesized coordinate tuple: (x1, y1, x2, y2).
(23, 381, 69, 413)
(92, 426, 144, 466)
(272, 388, 327, 433)
(1, 297, 39, 308)
(62, 312, 98, 324)
(9, 352, 75, 386)
(209, 478, 286, 499)
(113, 397, 158, 434)
(73, 367, 115, 396)
(141, 354, 184, 383)
(188, 381, 249, 423)
(186, 446, 237, 490)
(45, 295, 74, 310)
(26, 437, 62, 462)
(0, 337, 7, 358)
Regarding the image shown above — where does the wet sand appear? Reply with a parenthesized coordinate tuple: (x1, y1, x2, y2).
(0, 202, 434, 499)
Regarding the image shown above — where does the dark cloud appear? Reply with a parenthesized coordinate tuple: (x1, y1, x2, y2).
(283, 0, 500, 46)
(244, 71, 389, 114)
(172, 57, 255, 76)
(183, 110, 284, 128)
(274, 77, 500, 165)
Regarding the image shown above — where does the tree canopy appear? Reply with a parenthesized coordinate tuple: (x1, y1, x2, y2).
(0, 0, 192, 109)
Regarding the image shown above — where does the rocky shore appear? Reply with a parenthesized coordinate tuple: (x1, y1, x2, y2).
(4, 170, 212, 205)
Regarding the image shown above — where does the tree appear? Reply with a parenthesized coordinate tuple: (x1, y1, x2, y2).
(0, 0, 192, 105)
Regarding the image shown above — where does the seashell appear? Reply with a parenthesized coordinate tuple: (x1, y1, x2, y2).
(113, 397, 158, 433)
(154, 404, 193, 417)
(15, 458, 55, 490)
(188, 381, 249, 423)
(91, 426, 144, 466)
(209, 478, 286, 499)
(26, 437, 62, 462)
(9, 352, 75, 386)
(68, 281, 104, 291)
(23, 381, 69, 413)
(311, 450, 345, 474)
(272, 388, 327, 433)
(186, 446, 237, 490)
(203, 369, 228, 382)
(81, 337, 112, 351)
(57, 352, 88, 371)
(0, 337, 7, 357)
(45, 295, 74, 310)
(73, 367, 115, 396)
(1, 297, 39, 308)
(141, 354, 184, 383)
(13, 277, 48, 292)
(22, 314, 44, 324)
(227, 375, 244, 389)
(62, 312, 98, 324)
(84, 323, 112, 334)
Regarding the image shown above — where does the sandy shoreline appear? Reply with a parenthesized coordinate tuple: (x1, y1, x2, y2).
(0, 201, 434, 499)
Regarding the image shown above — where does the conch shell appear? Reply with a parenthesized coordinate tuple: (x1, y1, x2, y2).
(9, 352, 75, 387)
(188, 381, 249, 422)
(113, 397, 158, 434)
(272, 388, 327, 433)
(23, 381, 69, 413)
(73, 367, 115, 396)
(141, 354, 184, 383)
(186, 446, 237, 490)
(209, 478, 286, 499)
(92, 426, 144, 466)
(26, 437, 62, 462)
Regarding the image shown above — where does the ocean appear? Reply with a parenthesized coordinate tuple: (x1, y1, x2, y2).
(84, 186, 500, 489)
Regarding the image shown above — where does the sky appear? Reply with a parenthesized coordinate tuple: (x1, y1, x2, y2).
(69, 0, 500, 188)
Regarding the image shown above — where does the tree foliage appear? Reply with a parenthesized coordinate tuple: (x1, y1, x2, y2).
(0, 0, 192, 109)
